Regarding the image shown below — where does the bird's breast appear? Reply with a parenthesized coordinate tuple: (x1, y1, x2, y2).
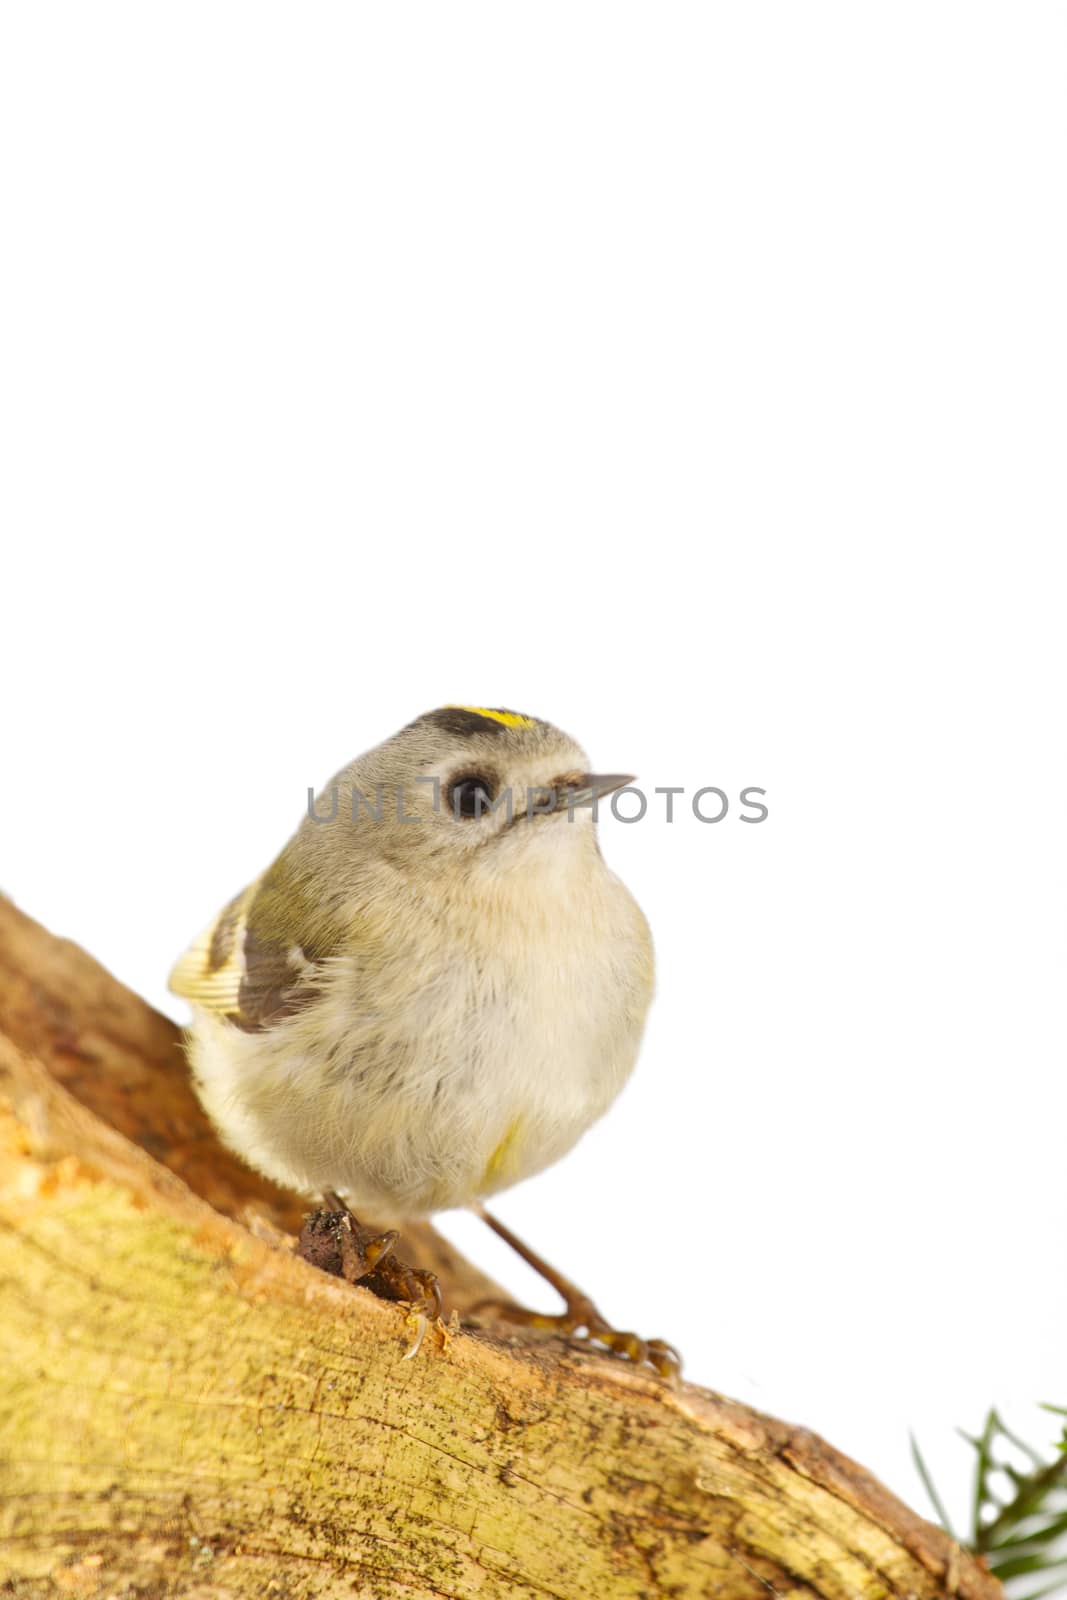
(190, 861, 654, 1215)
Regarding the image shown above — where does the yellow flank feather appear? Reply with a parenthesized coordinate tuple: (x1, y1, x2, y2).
(480, 1117, 525, 1191)
(445, 705, 537, 729)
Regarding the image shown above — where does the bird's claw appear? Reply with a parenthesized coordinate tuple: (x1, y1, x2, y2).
(472, 1295, 682, 1379)
(369, 1257, 444, 1320)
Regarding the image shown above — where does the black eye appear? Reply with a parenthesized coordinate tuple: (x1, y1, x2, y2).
(448, 773, 496, 820)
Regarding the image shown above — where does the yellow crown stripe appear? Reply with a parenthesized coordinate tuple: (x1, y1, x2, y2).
(444, 705, 537, 729)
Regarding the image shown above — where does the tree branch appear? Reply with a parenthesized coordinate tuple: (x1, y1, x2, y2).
(0, 896, 1000, 1599)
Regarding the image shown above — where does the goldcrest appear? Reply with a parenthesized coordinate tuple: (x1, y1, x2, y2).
(170, 705, 653, 1219)
(167, 704, 683, 1375)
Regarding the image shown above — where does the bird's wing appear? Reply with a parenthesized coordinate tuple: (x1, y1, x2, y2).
(169, 865, 342, 1033)
(169, 884, 255, 1016)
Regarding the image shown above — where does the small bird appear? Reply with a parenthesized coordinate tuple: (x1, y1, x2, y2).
(170, 705, 677, 1373)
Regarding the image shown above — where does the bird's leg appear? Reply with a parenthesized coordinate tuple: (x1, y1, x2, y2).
(296, 1191, 442, 1318)
(470, 1206, 681, 1379)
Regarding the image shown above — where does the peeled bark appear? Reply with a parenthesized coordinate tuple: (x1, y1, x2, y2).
(0, 896, 999, 1599)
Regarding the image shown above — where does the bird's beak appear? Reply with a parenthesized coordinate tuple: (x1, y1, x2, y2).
(557, 773, 635, 809)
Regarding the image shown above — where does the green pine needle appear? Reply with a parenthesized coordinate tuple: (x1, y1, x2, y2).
(914, 1407, 1067, 1599)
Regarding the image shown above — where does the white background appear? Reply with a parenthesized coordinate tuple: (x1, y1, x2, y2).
(2, 4, 1064, 1536)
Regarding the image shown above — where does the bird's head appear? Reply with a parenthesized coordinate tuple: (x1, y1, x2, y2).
(319, 705, 634, 879)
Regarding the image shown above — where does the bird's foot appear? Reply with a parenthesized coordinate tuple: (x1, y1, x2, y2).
(297, 1207, 398, 1281)
(472, 1292, 682, 1379)
(470, 1207, 682, 1379)
(364, 1250, 443, 1319)
(296, 1200, 442, 1320)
